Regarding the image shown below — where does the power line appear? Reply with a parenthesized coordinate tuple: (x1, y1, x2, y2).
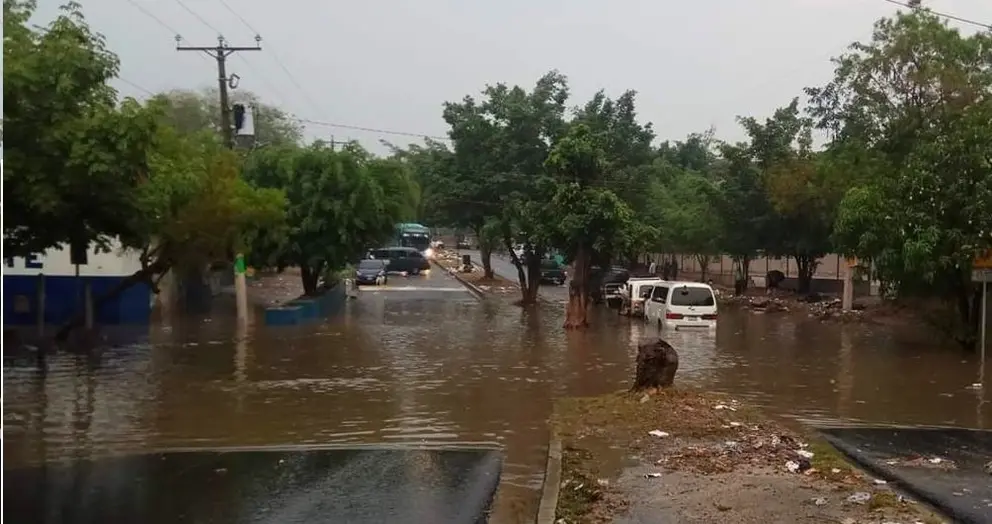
(296, 118, 450, 141)
(123, 0, 182, 39)
(881, 0, 992, 30)
(212, 0, 330, 121)
(117, 77, 154, 96)
(216, 0, 260, 35)
(174, 0, 223, 35)
(122, 0, 211, 64)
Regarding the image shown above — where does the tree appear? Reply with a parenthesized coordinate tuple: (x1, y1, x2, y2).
(662, 172, 723, 280)
(712, 141, 770, 291)
(441, 71, 570, 301)
(2, 0, 160, 258)
(808, 9, 992, 346)
(243, 144, 415, 294)
(151, 88, 303, 147)
(544, 124, 635, 328)
(740, 99, 832, 294)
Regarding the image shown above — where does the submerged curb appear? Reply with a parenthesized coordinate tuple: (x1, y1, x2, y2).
(431, 260, 485, 300)
(819, 432, 977, 524)
(535, 430, 562, 524)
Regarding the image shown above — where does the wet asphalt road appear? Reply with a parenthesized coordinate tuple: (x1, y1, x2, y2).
(455, 250, 569, 302)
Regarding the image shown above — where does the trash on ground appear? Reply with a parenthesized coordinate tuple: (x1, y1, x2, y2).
(846, 491, 871, 504)
(644, 472, 662, 479)
(713, 404, 737, 411)
(796, 449, 815, 459)
(812, 497, 828, 506)
(648, 429, 670, 438)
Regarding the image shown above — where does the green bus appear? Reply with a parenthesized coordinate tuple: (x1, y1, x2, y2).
(395, 223, 433, 256)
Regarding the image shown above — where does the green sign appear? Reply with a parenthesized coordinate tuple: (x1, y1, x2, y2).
(234, 254, 246, 274)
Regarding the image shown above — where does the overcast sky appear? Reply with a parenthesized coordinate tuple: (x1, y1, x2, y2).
(29, 0, 992, 152)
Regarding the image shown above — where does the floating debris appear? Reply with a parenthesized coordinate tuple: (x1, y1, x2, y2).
(648, 429, 670, 438)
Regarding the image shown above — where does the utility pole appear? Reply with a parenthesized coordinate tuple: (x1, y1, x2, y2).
(177, 35, 261, 325)
(177, 35, 261, 148)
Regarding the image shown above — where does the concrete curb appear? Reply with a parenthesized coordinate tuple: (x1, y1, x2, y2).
(819, 432, 978, 524)
(431, 260, 485, 300)
(471, 256, 560, 306)
(535, 430, 562, 524)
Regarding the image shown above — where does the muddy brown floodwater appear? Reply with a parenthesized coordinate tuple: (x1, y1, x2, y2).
(3, 269, 990, 523)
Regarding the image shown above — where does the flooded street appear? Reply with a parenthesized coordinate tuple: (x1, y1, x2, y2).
(4, 266, 990, 521)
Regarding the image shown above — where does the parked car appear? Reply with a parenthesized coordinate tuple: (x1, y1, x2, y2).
(354, 259, 388, 285)
(368, 247, 431, 275)
(539, 259, 567, 285)
(456, 239, 471, 249)
(643, 281, 718, 330)
(602, 282, 624, 308)
(590, 266, 630, 304)
(620, 278, 663, 316)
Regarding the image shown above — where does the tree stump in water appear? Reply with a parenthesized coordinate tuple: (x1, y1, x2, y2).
(631, 338, 679, 391)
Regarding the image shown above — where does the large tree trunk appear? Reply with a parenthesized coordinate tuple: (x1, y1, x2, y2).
(503, 235, 535, 305)
(564, 244, 591, 329)
(696, 254, 710, 282)
(473, 224, 495, 279)
(525, 246, 543, 303)
(300, 262, 324, 296)
(480, 242, 495, 280)
(732, 255, 751, 295)
(794, 254, 818, 295)
(55, 256, 173, 342)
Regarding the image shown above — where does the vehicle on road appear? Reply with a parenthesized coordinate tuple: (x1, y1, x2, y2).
(590, 266, 630, 305)
(456, 239, 472, 249)
(369, 247, 431, 275)
(395, 223, 434, 257)
(355, 259, 388, 286)
(620, 278, 663, 316)
(539, 259, 567, 285)
(643, 281, 718, 330)
(602, 282, 624, 308)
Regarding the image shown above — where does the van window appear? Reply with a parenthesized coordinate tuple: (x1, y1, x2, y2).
(670, 286, 715, 307)
(371, 249, 389, 259)
(407, 250, 424, 259)
(651, 286, 668, 302)
(639, 285, 653, 299)
(389, 249, 407, 259)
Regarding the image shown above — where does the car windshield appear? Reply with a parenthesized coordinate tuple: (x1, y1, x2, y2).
(358, 260, 384, 270)
(670, 286, 715, 306)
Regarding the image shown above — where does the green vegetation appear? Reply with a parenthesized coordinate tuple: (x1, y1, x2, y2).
(1, 0, 417, 338)
(404, 7, 991, 342)
(4, 2, 989, 344)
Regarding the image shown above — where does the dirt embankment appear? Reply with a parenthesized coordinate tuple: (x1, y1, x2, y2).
(716, 287, 922, 327)
(432, 250, 519, 296)
(553, 389, 947, 524)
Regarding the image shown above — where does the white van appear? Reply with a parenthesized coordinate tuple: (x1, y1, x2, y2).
(643, 281, 718, 330)
(621, 278, 664, 317)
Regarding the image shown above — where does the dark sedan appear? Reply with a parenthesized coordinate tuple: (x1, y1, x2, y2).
(354, 259, 388, 285)
(539, 260, 567, 285)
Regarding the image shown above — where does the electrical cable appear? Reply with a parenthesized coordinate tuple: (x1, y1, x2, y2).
(881, 0, 991, 30)
(212, 0, 332, 121)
